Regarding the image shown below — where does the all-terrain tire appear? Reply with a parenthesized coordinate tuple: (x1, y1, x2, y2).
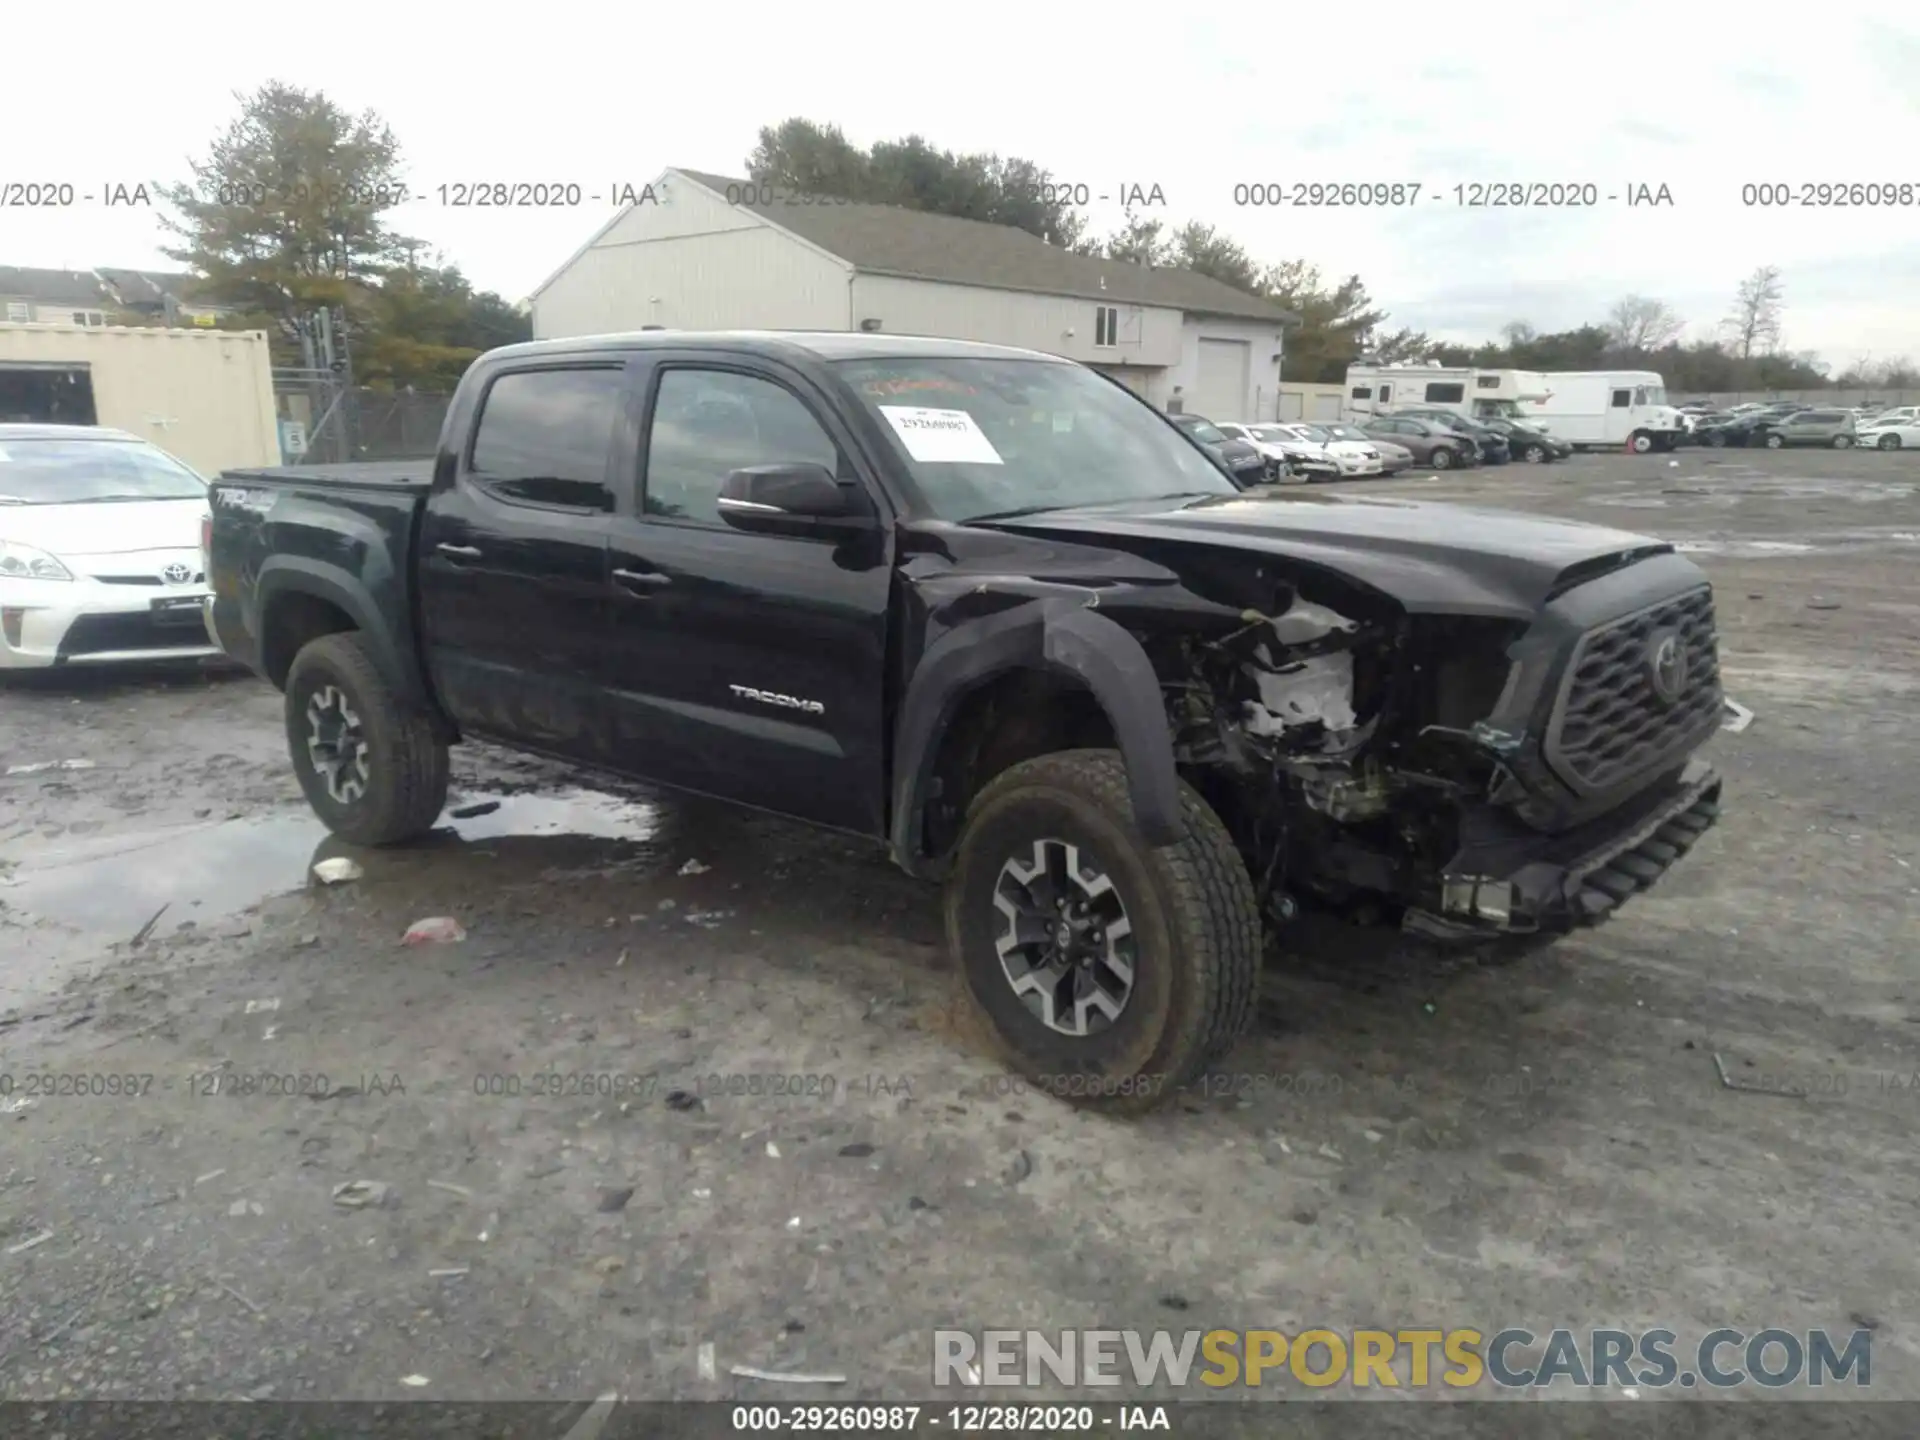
(945, 749, 1260, 1113)
(285, 632, 449, 846)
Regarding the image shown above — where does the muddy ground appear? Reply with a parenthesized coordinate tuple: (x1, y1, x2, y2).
(1, 447, 1917, 1414)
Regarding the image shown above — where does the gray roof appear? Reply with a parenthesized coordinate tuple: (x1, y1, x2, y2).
(0, 267, 113, 307)
(96, 268, 213, 308)
(674, 170, 1296, 325)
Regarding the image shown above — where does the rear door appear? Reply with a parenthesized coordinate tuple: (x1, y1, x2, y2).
(417, 361, 630, 760)
(597, 352, 895, 836)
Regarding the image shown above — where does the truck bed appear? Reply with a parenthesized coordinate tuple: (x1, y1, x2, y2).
(219, 461, 432, 489)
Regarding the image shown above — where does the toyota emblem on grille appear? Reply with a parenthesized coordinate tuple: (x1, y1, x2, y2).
(1647, 631, 1688, 705)
(162, 562, 193, 584)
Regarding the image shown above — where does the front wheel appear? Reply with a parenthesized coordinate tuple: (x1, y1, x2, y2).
(1629, 430, 1654, 454)
(1879, 433, 1902, 450)
(1521, 443, 1546, 463)
(945, 751, 1260, 1112)
(1707, 431, 1728, 448)
(1430, 446, 1453, 469)
(285, 632, 450, 846)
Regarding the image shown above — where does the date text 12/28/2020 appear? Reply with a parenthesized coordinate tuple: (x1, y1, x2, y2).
(1229, 181, 1674, 207)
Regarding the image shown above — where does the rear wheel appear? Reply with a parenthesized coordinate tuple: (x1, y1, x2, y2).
(946, 750, 1260, 1112)
(1765, 432, 1785, 449)
(1878, 433, 1902, 450)
(1832, 434, 1853, 449)
(1707, 431, 1728, 448)
(285, 632, 449, 846)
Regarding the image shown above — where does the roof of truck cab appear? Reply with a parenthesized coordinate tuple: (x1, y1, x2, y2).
(483, 331, 1076, 365)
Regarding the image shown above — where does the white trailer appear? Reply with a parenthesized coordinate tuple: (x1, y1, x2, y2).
(1343, 364, 1550, 423)
(1518, 371, 1685, 453)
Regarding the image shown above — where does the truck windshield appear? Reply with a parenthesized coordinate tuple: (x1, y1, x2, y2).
(833, 358, 1237, 522)
(0, 437, 208, 504)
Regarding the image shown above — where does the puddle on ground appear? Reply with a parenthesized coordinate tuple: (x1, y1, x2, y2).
(1676, 540, 1818, 557)
(0, 790, 661, 935)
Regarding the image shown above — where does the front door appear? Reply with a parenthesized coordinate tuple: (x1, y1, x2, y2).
(417, 362, 628, 760)
(599, 356, 895, 836)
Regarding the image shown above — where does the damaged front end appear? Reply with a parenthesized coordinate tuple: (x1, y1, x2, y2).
(1147, 559, 1724, 945)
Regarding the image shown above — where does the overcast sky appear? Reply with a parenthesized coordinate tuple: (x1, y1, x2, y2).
(6, 2, 1916, 369)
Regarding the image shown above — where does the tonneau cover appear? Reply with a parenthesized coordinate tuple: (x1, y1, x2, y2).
(217, 461, 432, 488)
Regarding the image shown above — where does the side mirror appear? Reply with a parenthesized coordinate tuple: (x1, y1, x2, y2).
(716, 463, 874, 536)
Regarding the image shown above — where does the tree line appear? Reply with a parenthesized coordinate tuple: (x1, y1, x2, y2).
(147, 92, 1909, 394)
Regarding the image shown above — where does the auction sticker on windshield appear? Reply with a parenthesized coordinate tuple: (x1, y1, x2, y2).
(878, 406, 1003, 465)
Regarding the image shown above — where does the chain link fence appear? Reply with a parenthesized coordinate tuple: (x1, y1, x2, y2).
(273, 376, 453, 463)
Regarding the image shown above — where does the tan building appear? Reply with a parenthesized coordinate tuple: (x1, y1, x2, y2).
(529, 169, 1299, 423)
(0, 322, 280, 474)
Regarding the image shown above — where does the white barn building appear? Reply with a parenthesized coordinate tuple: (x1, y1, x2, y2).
(529, 168, 1297, 423)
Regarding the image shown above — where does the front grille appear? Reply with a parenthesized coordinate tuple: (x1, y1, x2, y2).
(1545, 586, 1723, 794)
(59, 610, 209, 658)
(92, 572, 205, 586)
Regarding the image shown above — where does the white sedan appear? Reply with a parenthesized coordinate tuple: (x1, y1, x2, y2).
(1857, 419, 1920, 452)
(1269, 422, 1384, 478)
(0, 425, 218, 669)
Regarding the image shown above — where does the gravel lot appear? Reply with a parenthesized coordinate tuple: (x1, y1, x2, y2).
(2, 446, 1917, 1415)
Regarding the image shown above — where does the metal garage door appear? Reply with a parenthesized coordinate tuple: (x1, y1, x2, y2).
(1192, 340, 1250, 423)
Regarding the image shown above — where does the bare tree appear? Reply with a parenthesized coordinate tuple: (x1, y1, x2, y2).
(1605, 295, 1685, 352)
(1499, 320, 1537, 348)
(1724, 265, 1784, 359)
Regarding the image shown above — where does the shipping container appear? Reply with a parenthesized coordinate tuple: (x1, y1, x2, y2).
(0, 322, 279, 475)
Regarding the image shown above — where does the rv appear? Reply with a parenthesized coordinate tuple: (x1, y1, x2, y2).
(1519, 372, 1686, 453)
(1343, 364, 1551, 424)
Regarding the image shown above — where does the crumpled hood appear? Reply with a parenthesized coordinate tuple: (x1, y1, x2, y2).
(989, 490, 1684, 618)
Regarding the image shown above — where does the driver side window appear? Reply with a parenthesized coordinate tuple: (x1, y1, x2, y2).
(643, 368, 841, 527)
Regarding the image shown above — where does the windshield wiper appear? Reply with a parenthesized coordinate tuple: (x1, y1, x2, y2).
(966, 502, 1078, 523)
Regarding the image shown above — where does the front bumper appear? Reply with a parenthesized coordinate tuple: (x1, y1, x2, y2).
(1405, 758, 1721, 943)
(0, 577, 220, 669)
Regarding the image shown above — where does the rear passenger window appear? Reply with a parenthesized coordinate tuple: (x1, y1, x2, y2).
(469, 368, 625, 511)
(644, 369, 840, 527)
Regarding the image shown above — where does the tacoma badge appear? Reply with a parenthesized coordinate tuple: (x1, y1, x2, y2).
(729, 684, 825, 716)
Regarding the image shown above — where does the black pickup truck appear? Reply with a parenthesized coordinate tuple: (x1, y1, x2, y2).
(206, 331, 1725, 1109)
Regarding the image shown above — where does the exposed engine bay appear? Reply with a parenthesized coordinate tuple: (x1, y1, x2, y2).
(1143, 574, 1531, 935)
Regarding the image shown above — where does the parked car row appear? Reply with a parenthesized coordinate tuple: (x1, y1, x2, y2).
(1679, 400, 1920, 450)
(1173, 404, 1578, 487)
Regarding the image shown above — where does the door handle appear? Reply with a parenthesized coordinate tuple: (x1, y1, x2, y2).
(436, 543, 483, 559)
(612, 568, 671, 591)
